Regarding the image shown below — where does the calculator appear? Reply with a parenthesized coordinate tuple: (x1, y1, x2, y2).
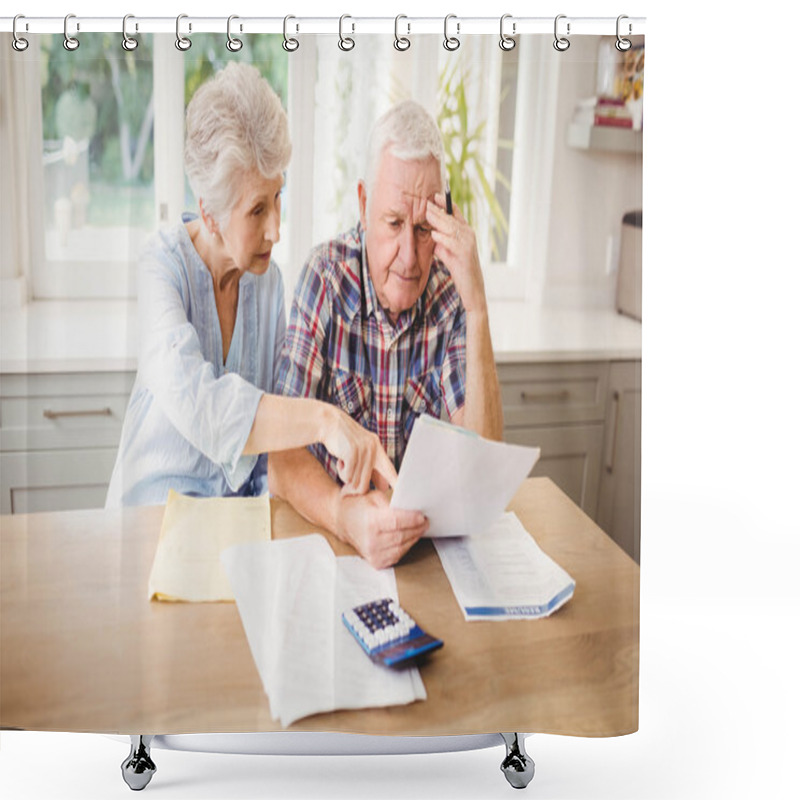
(342, 598, 443, 669)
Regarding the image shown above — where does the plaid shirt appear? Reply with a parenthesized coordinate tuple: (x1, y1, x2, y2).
(276, 224, 467, 480)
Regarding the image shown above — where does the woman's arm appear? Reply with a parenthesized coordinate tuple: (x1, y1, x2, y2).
(244, 394, 397, 494)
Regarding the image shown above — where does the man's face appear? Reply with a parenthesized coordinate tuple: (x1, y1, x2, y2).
(359, 150, 442, 323)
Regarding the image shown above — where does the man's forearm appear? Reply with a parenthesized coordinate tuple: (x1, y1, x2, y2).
(268, 447, 344, 534)
(462, 308, 504, 440)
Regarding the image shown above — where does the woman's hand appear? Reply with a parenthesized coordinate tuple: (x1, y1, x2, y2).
(321, 405, 398, 495)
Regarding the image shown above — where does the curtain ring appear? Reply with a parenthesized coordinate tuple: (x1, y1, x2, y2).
(443, 14, 460, 51)
(394, 15, 410, 51)
(499, 14, 516, 51)
(338, 15, 355, 51)
(227, 15, 243, 52)
(12, 15, 29, 52)
(63, 13, 80, 51)
(175, 14, 192, 51)
(283, 15, 299, 52)
(553, 14, 570, 52)
(615, 15, 632, 52)
(122, 14, 138, 51)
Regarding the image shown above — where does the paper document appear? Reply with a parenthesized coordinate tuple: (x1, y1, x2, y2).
(390, 414, 540, 537)
(433, 512, 575, 620)
(148, 490, 271, 602)
(221, 535, 426, 727)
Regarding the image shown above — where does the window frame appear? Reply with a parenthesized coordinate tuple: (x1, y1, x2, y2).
(478, 36, 561, 303)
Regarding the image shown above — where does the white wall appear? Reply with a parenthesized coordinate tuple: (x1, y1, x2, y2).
(543, 36, 643, 309)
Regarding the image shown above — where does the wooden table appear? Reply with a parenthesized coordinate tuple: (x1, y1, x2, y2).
(0, 478, 639, 737)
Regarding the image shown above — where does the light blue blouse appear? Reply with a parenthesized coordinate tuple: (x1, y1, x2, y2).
(105, 216, 286, 508)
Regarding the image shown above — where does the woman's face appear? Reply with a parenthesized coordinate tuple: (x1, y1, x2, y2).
(218, 169, 283, 275)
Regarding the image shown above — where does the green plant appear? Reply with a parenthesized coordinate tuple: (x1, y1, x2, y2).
(437, 62, 512, 261)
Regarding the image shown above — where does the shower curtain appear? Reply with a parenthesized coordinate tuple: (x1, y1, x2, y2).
(0, 15, 642, 755)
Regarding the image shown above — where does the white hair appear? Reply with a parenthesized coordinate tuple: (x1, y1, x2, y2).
(364, 100, 445, 201)
(184, 62, 291, 232)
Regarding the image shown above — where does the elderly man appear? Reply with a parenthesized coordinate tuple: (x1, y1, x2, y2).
(270, 100, 502, 568)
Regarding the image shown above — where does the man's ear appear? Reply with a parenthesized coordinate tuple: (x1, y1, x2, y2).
(357, 180, 368, 231)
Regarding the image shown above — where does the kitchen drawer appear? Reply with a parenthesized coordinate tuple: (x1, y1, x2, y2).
(0, 371, 135, 452)
(0, 448, 118, 514)
(498, 362, 609, 428)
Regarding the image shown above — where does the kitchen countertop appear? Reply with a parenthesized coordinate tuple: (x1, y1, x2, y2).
(0, 300, 641, 375)
(489, 302, 641, 364)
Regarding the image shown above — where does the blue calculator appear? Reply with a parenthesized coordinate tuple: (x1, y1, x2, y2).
(342, 598, 443, 669)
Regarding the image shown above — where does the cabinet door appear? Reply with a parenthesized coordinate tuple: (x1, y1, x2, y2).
(504, 424, 604, 513)
(596, 361, 641, 562)
(0, 449, 118, 514)
(499, 361, 608, 515)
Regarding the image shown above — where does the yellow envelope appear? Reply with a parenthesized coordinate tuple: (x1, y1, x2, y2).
(148, 490, 271, 602)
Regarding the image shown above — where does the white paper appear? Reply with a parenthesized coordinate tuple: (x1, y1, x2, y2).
(220, 535, 426, 726)
(433, 512, 575, 620)
(390, 414, 540, 537)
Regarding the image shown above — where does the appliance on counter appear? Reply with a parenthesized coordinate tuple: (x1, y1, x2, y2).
(616, 210, 642, 321)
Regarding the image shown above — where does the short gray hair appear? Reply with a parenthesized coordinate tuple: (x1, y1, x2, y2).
(184, 62, 291, 231)
(364, 100, 445, 201)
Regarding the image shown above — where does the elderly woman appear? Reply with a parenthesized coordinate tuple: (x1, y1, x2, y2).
(106, 63, 394, 508)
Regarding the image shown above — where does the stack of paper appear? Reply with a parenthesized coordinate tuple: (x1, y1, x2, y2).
(148, 490, 271, 602)
(221, 535, 426, 727)
(390, 414, 540, 537)
(433, 513, 575, 621)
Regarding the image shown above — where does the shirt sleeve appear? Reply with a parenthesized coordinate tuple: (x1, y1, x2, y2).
(136, 243, 262, 492)
(275, 253, 331, 401)
(440, 303, 467, 421)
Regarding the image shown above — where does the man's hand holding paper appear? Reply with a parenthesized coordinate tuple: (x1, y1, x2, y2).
(337, 490, 429, 570)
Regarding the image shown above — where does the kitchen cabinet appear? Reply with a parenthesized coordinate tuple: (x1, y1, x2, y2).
(1, 358, 642, 565)
(498, 361, 608, 515)
(595, 360, 641, 563)
(0, 371, 134, 514)
(498, 358, 641, 562)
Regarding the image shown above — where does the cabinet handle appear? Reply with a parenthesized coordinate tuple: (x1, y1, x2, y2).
(520, 390, 569, 404)
(43, 407, 113, 420)
(604, 390, 621, 474)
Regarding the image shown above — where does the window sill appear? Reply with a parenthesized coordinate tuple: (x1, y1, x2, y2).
(0, 299, 138, 375)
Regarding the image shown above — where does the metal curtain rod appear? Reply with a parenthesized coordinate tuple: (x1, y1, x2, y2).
(1, 15, 646, 37)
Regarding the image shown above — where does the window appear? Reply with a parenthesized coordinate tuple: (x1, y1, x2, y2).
(36, 33, 155, 299)
(28, 34, 287, 301)
(17, 33, 556, 304)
